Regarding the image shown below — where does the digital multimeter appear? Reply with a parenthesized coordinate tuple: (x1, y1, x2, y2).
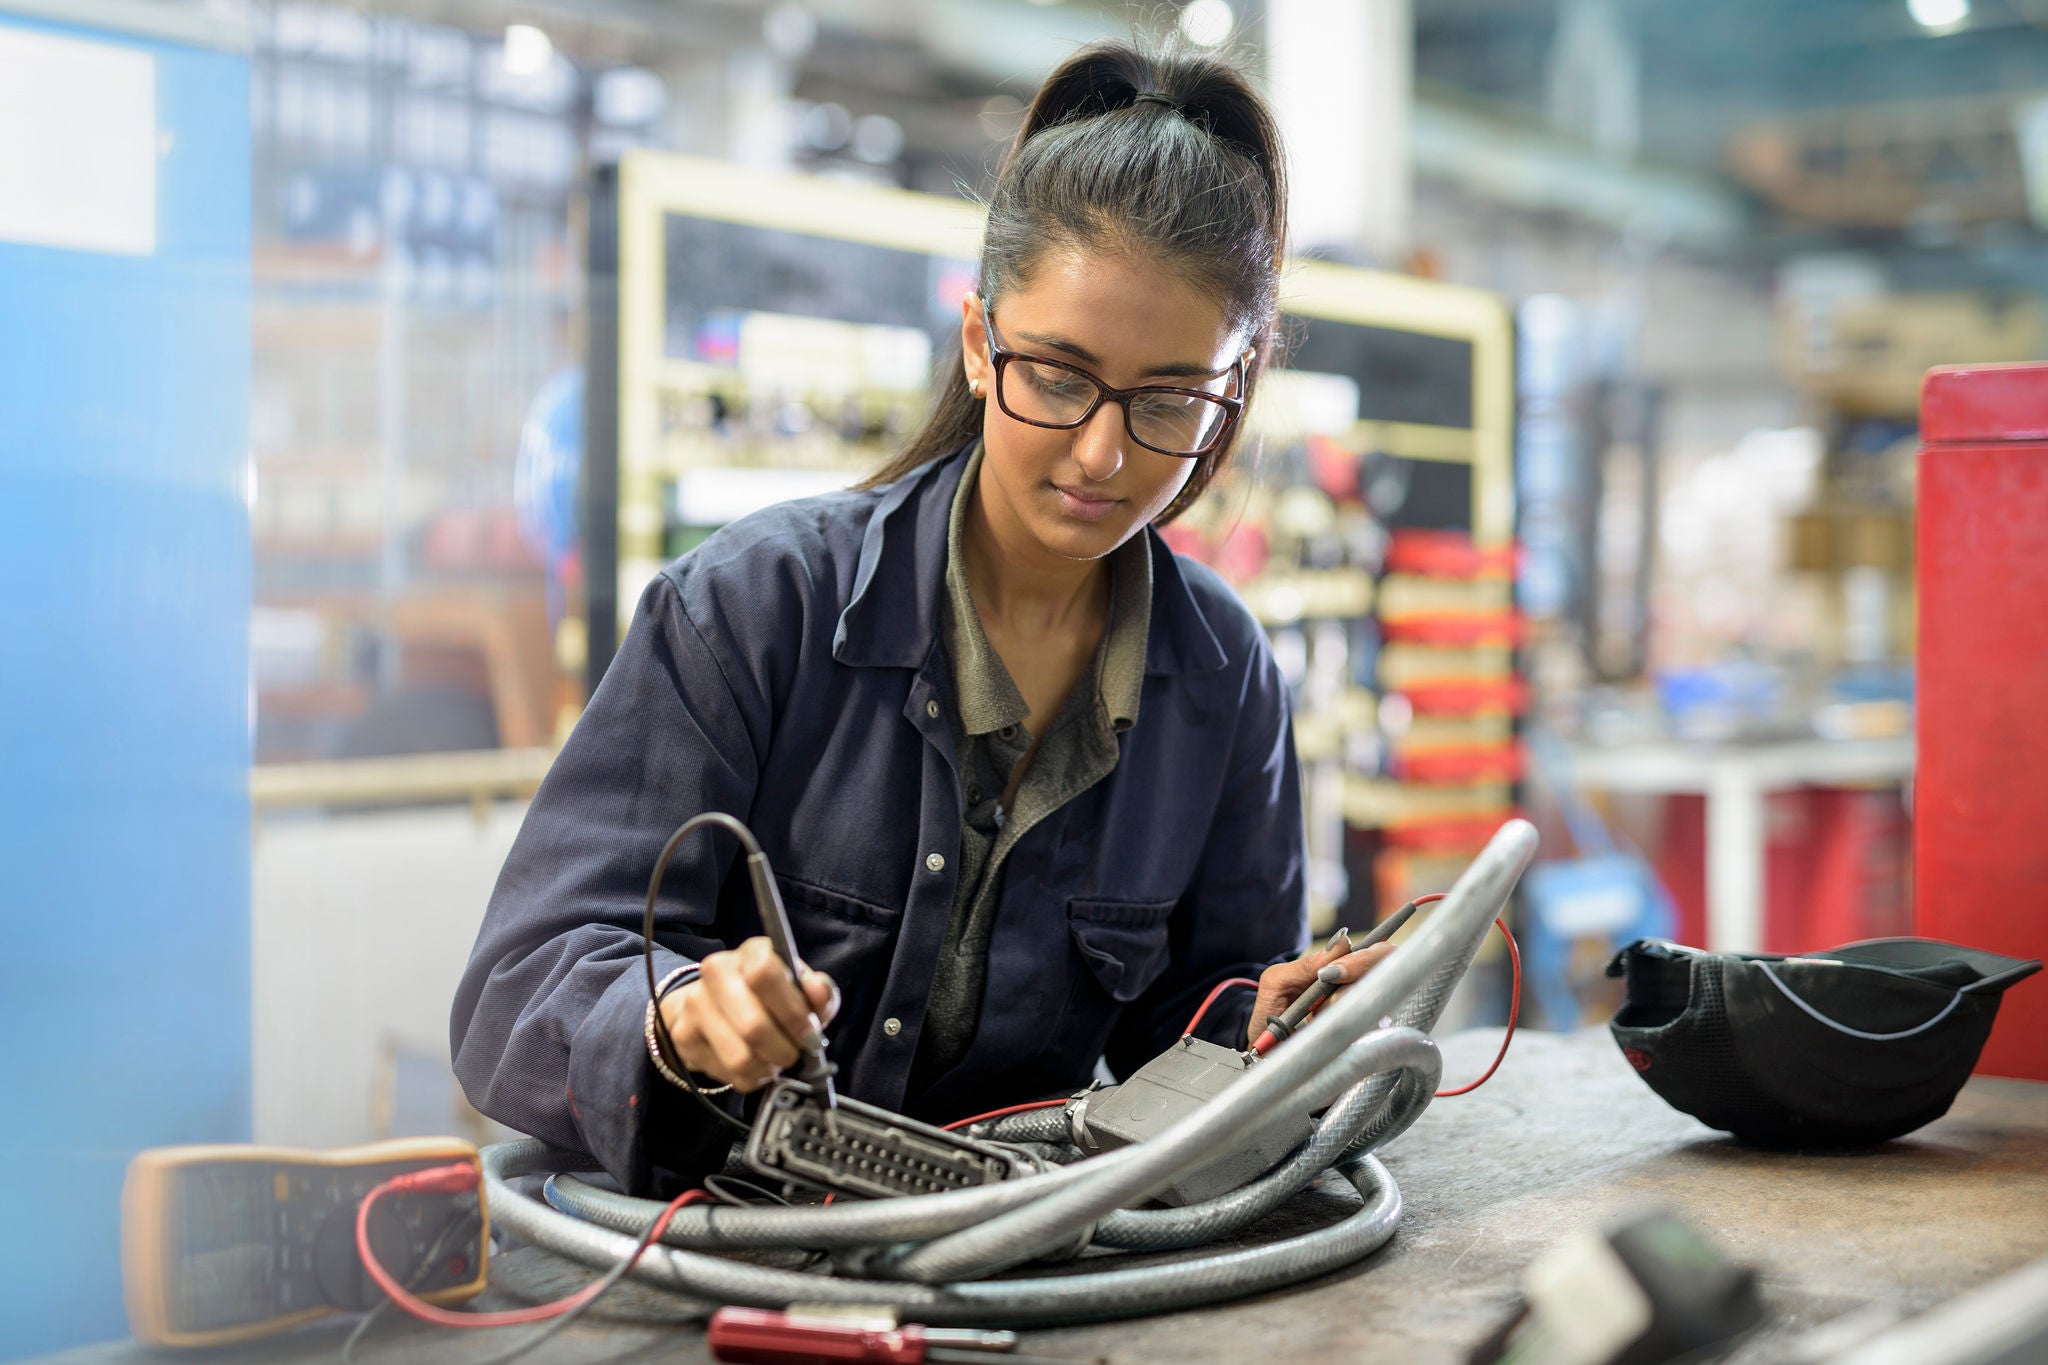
(122, 1137, 491, 1348)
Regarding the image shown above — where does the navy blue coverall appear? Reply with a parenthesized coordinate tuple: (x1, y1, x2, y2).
(449, 443, 1309, 1192)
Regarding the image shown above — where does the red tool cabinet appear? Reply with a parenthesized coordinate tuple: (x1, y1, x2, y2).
(1916, 362, 2048, 1080)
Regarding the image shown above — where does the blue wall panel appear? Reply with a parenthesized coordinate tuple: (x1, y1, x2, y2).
(0, 12, 250, 1357)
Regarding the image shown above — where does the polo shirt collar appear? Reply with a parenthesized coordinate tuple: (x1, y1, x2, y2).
(941, 445, 1153, 737)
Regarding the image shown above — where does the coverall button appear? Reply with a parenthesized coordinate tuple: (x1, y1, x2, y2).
(925, 852, 946, 873)
(883, 1016, 903, 1036)
(926, 699, 941, 718)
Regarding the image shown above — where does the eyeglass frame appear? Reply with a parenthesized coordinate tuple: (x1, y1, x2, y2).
(978, 300, 1247, 459)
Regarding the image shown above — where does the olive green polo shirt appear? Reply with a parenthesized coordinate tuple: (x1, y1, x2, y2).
(912, 445, 1153, 1084)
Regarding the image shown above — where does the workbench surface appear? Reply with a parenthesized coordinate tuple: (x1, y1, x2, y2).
(48, 1030, 2048, 1364)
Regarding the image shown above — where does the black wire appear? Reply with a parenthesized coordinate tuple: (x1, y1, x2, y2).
(700, 1173, 791, 1208)
(339, 1205, 484, 1364)
(643, 812, 760, 1136)
(349, 1181, 707, 1365)
(463, 1188, 712, 1365)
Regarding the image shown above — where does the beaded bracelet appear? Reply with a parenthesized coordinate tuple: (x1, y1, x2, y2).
(643, 965, 733, 1096)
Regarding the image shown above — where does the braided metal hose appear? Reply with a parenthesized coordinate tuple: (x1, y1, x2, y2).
(889, 818, 1534, 1283)
(488, 1138, 1403, 1326)
(483, 818, 1538, 1325)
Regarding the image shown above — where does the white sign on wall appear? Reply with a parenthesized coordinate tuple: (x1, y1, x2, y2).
(0, 23, 156, 256)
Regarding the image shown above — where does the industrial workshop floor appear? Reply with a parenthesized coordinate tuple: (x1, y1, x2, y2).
(43, 1029, 2048, 1364)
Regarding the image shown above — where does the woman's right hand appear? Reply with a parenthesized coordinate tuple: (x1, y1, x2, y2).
(659, 936, 840, 1093)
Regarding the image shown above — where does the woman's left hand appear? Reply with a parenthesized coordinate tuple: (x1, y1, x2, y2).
(1246, 935, 1396, 1050)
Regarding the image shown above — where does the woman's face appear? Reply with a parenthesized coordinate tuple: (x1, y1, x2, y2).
(960, 247, 1245, 565)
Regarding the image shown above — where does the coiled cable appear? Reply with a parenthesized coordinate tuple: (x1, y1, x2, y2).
(479, 818, 1537, 1327)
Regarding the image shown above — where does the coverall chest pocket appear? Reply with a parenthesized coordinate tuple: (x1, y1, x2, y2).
(774, 875, 901, 1044)
(1065, 897, 1177, 1003)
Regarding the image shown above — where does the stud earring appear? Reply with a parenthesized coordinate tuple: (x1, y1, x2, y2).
(968, 378, 981, 398)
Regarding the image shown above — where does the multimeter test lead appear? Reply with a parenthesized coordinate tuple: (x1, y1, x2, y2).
(1250, 900, 1426, 1056)
(746, 848, 842, 1134)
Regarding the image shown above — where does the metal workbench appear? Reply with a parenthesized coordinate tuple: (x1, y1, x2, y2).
(42, 1029, 2048, 1364)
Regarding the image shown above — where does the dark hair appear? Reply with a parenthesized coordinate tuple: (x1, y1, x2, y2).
(862, 39, 1288, 523)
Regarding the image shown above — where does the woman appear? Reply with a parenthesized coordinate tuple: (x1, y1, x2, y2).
(451, 40, 1391, 1194)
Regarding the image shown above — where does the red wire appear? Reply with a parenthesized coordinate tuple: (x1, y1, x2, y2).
(1435, 916, 1520, 1097)
(1239, 893, 1518, 1095)
(942, 1097, 1070, 1132)
(355, 1165, 708, 1328)
(1182, 976, 1261, 1036)
(941, 970, 1256, 1130)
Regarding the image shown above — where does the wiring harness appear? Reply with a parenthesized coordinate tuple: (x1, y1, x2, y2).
(418, 818, 1541, 1330)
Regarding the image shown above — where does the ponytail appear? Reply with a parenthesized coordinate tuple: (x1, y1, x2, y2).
(864, 39, 1288, 522)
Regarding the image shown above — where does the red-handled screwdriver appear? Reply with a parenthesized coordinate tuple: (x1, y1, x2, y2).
(708, 1307, 1091, 1365)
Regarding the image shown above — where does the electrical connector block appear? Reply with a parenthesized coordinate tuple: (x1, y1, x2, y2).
(1072, 1035, 1317, 1206)
(746, 1081, 1030, 1200)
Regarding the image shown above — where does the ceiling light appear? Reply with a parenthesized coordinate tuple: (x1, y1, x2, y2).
(763, 3, 817, 61)
(501, 23, 552, 76)
(1180, 0, 1234, 48)
(1907, 0, 1970, 31)
(801, 102, 852, 151)
(852, 114, 904, 164)
(595, 67, 667, 127)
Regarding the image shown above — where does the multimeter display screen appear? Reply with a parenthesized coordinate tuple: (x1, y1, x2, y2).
(172, 1166, 282, 1331)
(130, 1144, 485, 1345)
(155, 1155, 479, 1336)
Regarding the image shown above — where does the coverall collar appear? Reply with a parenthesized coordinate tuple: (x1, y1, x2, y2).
(831, 441, 1227, 678)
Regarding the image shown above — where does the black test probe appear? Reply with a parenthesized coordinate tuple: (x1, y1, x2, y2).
(1250, 901, 1423, 1055)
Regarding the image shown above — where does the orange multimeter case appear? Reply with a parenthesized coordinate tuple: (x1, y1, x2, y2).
(122, 1137, 490, 1347)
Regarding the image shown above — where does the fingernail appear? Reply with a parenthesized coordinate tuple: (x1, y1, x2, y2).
(800, 1016, 825, 1051)
(1316, 962, 1346, 984)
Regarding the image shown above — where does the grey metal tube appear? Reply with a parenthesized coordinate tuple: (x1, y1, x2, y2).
(489, 819, 1535, 1321)
(487, 1140, 944, 1309)
(1093, 1038, 1439, 1250)
(980, 1107, 1073, 1144)
(887, 1025, 1437, 1281)
(543, 1141, 1144, 1251)
(486, 1139, 1404, 1327)
(891, 817, 1537, 1283)
(543, 1035, 1435, 1258)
